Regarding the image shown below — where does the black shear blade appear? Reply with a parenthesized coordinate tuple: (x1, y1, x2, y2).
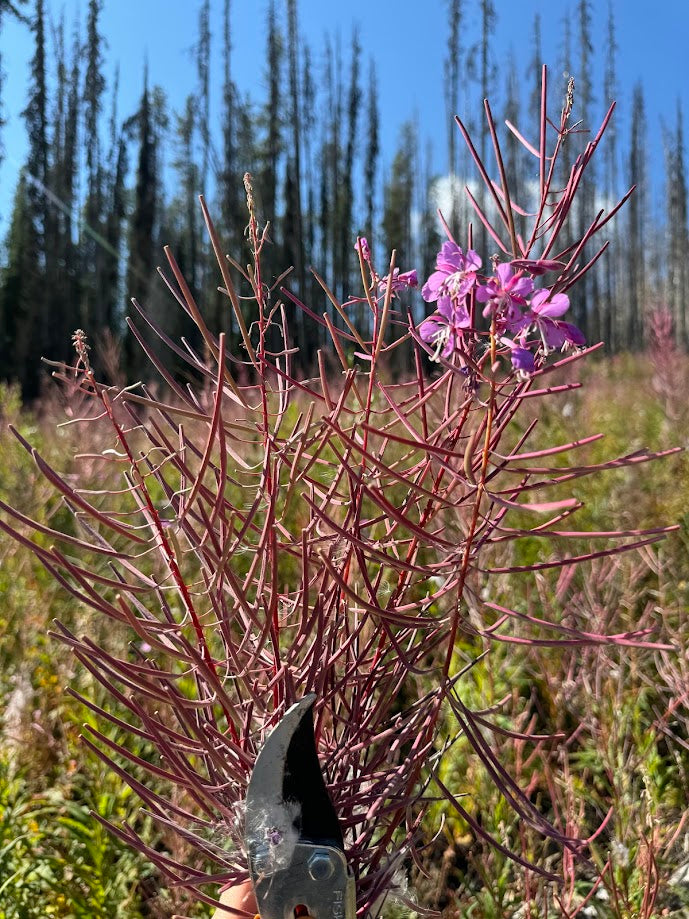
(244, 696, 355, 919)
(245, 695, 342, 860)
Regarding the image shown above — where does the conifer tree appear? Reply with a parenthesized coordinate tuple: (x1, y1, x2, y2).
(3, 0, 49, 396)
(417, 138, 440, 299)
(444, 0, 461, 176)
(102, 65, 127, 344)
(382, 122, 416, 272)
(43, 12, 78, 365)
(526, 13, 542, 141)
(302, 42, 316, 287)
(337, 28, 361, 302)
(218, 0, 243, 267)
(194, 0, 211, 194)
(318, 36, 338, 283)
(258, 0, 283, 236)
(23, 0, 48, 224)
(125, 69, 159, 375)
(363, 59, 379, 248)
(665, 102, 689, 346)
(558, 15, 574, 175)
(626, 82, 648, 349)
(0, 174, 32, 382)
(556, 14, 577, 326)
(381, 121, 418, 373)
(170, 95, 200, 302)
(444, 0, 462, 234)
(503, 53, 524, 244)
(0, 1, 28, 174)
(80, 0, 118, 357)
(214, 0, 238, 334)
(602, 0, 619, 349)
(575, 0, 597, 340)
(0, 0, 27, 14)
(84, 0, 104, 200)
(285, 0, 305, 301)
(469, 0, 496, 258)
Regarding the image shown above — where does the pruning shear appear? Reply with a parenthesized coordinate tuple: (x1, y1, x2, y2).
(244, 694, 355, 919)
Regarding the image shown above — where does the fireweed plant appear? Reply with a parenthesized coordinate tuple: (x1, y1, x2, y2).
(0, 69, 680, 916)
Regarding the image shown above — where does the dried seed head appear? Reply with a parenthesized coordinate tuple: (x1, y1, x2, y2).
(72, 329, 91, 372)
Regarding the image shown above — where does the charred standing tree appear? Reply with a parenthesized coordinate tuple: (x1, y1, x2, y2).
(102, 65, 128, 347)
(81, 0, 107, 338)
(444, 0, 462, 235)
(382, 122, 416, 276)
(665, 102, 689, 347)
(336, 29, 361, 307)
(2, 0, 49, 397)
(44, 14, 80, 366)
(0, 1, 30, 173)
(285, 0, 305, 316)
(625, 83, 648, 350)
(256, 0, 284, 225)
(575, 0, 598, 342)
(601, 0, 619, 351)
(125, 71, 159, 376)
(363, 58, 379, 248)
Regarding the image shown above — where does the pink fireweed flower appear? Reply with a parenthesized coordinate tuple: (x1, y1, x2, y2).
(355, 237, 371, 263)
(422, 241, 482, 313)
(513, 288, 585, 351)
(418, 298, 471, 362)
(500, 336, 536, 377)
(476, 262, 534, 323)
(378, 267, 419, 295)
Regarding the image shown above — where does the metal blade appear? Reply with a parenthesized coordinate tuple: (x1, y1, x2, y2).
(245, 695, 342, 859)
(244, 696, 353, 919)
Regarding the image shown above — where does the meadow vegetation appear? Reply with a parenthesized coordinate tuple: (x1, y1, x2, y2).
(1, 72, 689, 919)
(1, 346, 688, 917)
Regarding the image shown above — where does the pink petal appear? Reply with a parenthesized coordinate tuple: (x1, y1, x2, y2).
(541, 319, 566, 348)
(475, 283, 497, 303)
(419, 315, 445, 341)
(464, 249, 482, 271)
(496, 262, 514, 286)
(421, 271, 446, 302)
(509, 277, 534, 299)
(557, 321, 586, 346)
(532, 290, 570, 318)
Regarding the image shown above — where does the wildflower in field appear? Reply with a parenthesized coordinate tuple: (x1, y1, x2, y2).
(476, 261, 533, 323)
(500, 335, 536, 377)
(422, 241, 481, 310)
(355, 236, 371, 263)
(418, 299, 471, 361)
(517, 288, 586, 351)
(378, 267, 418, 295)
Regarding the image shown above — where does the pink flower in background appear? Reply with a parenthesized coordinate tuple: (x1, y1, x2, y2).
(422, 241, 482, 312)
(355, 237, 371, 263)
(378, 267, 419, 294)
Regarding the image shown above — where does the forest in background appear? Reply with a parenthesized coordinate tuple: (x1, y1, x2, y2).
(0, 0, 688, 398)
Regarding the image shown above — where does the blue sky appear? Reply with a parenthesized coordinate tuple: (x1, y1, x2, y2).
(0, 0, 687, 228)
